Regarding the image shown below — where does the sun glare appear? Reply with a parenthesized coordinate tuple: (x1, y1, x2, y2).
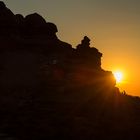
(113, 71, 123, 83)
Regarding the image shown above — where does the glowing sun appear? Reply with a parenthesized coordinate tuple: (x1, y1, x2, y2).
(113, 71, 123, 83)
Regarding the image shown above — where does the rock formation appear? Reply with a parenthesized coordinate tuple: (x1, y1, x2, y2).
(1, 2, 140, 140)
(0, 1, 16, 37)
(0, 1, 115, 90)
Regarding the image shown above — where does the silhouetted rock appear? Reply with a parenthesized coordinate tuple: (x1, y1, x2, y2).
(77, 36, 90, 49)
(45, 22, 58, 40)
(23, 14, 58, 39)
(0, 1, 5, 9)
(0, 2, 114, 90)
(76, 36, 102, 69)
(24, 13, 47, 36)
(15, 14, 25, 36)
(0, 2, 140, 140)
(0, 1, 16, 37)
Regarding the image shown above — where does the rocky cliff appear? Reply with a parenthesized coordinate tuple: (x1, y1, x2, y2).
(0, 1, 115, 90)
(1, 2, 140, 140)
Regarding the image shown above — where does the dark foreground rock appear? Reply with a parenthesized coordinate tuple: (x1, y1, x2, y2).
(0, 1, 140, 140)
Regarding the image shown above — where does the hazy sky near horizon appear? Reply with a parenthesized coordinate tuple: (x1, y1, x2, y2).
(4, 0, 140, 96)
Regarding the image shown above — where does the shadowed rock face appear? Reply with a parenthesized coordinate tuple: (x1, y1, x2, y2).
(0, 1, 16, 36)
(0, 1, 6, 9)
(24, 13, 47, 36)
(1, 2, 140, 140)
(0, 1, 115, 89)
(76, 36, 102, 68)
(15, 14, 25, 36)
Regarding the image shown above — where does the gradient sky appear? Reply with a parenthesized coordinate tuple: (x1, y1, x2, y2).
(4, 0, 140, 96)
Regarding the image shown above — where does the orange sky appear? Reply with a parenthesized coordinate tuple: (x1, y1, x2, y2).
(5, 0, 140, 96)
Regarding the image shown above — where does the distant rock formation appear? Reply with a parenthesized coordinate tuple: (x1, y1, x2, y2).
(0, 1, 115, 90)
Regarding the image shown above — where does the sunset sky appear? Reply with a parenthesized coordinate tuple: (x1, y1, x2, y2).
(5, 0, 140, 96)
